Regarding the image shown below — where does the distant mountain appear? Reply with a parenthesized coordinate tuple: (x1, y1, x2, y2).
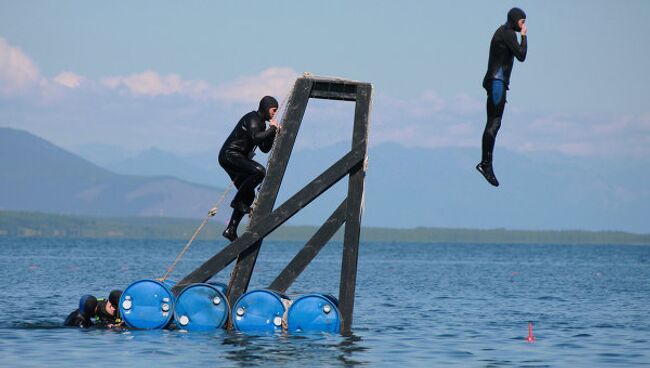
(73, 139, 650, 233)
(106, 147, 224, 187)
(281, 142, 649, 232)
(6, 126, 648, 232)
(0, 127, 228, 220)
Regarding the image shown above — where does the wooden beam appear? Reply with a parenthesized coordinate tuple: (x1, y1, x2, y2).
(226, 78, 312, 304)
(339, 83, 371, 335)
(268, 199, 347, 293)
(171, 145, 365, 294)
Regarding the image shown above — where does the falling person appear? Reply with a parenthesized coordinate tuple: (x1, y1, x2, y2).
(477, 7, 528, 187)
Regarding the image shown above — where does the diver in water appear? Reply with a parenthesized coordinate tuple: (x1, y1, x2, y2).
(95, 289, 123, 326)
(63, 290, 123, 328)
(219, 96, 281, 241)
(64, 295, 98, 328)
(477, 7, 528, 187)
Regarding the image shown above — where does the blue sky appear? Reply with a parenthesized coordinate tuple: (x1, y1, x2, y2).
(1, 1, 649, 157)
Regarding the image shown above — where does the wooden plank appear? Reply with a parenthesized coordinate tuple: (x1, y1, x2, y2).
(268, 199, 347, 293)
(171, 144, 365, 294)
(339, 84, 371, 335)
(310, 81, 358, 101)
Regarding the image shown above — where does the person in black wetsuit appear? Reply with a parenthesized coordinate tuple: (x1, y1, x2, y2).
(477, 7, 528, 187)
(219, 96, 281, 241)
(95, 289, 123, 326)
(64, 295, 98, 328)
(63, 290, 123, 328)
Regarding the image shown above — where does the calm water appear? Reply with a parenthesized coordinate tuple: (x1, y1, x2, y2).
(0, 237, 649, 367)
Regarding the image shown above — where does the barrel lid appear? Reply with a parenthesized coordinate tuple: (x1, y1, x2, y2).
(232, 289, 288, 334)
(119, 279, 175, 329)
(287, 294, 341, 334)
(174, 283, 229, 331)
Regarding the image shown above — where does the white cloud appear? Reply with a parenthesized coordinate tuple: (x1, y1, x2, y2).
(212, 67, 297, 103)
(0, 37, 41, 95)
(0, 35, 647, 160)
(100, 70, 212, 98)
(99, 67, 297, 104)
(54, 71, 84, 89)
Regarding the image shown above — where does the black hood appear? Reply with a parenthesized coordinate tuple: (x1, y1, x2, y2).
(109, 289, 122, 308)
(506, 7, 526, 31)
(257, 96, 279, 121)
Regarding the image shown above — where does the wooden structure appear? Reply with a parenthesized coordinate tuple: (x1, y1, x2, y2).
(171, 75, 372, 334)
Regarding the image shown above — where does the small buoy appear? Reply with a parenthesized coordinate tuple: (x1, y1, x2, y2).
(527, 322, 536, 342)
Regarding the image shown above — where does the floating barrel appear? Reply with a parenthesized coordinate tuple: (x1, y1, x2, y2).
(207, 281, 227, 296)
(287, 294, 341, 334)
(119, 279, 175, 329)
(173, 283, 229, 331)
(232, 289, 290, 334)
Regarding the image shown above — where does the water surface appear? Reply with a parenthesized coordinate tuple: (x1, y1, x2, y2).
(0, 238, 649, 367)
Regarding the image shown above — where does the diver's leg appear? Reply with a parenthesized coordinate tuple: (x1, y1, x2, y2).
(223, 207, 245, 241)
(477, 80, 506, 187)
(230, 161, 266, 212)
(219, 152, 258, 240)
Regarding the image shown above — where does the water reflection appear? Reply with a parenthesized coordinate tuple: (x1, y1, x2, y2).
(221, 332, 368, 367)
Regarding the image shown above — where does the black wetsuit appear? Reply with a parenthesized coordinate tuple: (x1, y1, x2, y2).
(64, 309, 93, 328)
(95, 299, 121, 326)
(480, 8, 527, 167)
(64, 295, 98, 328)
(219, 111, 276, 208)
(219, 96, 278, 240)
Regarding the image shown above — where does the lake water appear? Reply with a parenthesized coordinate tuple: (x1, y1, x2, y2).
(0, 237, 649, 367)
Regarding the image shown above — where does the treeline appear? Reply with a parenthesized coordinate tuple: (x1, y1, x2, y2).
(1, 210, 649, 245)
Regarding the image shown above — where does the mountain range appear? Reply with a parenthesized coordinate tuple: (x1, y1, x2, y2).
(2, 127, 649, 233)
(0, 127, 228, 221)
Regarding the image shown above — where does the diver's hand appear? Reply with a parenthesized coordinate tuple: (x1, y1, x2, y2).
(269, 119, 281, 130)
(520, 23, 527, 36)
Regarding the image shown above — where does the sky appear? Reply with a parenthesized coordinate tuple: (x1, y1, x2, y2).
(1, 0, 649, 159)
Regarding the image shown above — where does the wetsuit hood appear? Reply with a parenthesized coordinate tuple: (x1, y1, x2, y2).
(79, 295, 98, 318)
(257, 96, 279, 121)
(506, 7, 526, 31)
(109, 290, 122, 308)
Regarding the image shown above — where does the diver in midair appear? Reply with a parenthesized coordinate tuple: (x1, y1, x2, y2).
(219, 96, 280, 241)
(477, 7, 528, 187)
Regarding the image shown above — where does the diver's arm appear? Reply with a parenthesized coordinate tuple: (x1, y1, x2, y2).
(248, 117, 277, 145)
(258, 124, 277, 153)
(506, 30, 527, 62)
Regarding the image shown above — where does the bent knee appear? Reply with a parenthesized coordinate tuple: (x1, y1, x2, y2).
(253, 165, 266, 180)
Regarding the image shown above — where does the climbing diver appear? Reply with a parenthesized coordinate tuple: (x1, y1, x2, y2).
(219, 96, 281, 241)
(477, 7, 527, 187)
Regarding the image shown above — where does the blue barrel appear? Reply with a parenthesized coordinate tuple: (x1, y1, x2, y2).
(287, 294, 341, 334)
(232, 289, 290, 334)
(119, 279, 175, 329)
(207, 281, 227, 296)
(173, 283, 229, 331)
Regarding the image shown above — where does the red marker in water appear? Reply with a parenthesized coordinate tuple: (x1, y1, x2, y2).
(526, 322, 536, 342)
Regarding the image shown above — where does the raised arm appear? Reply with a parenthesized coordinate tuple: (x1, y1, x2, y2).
(506, 30, 527, 62)
(248, 117, 277, 152)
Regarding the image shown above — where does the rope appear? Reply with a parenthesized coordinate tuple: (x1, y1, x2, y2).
(159, 78, 298, 281)
(160, 181, 234, 281)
